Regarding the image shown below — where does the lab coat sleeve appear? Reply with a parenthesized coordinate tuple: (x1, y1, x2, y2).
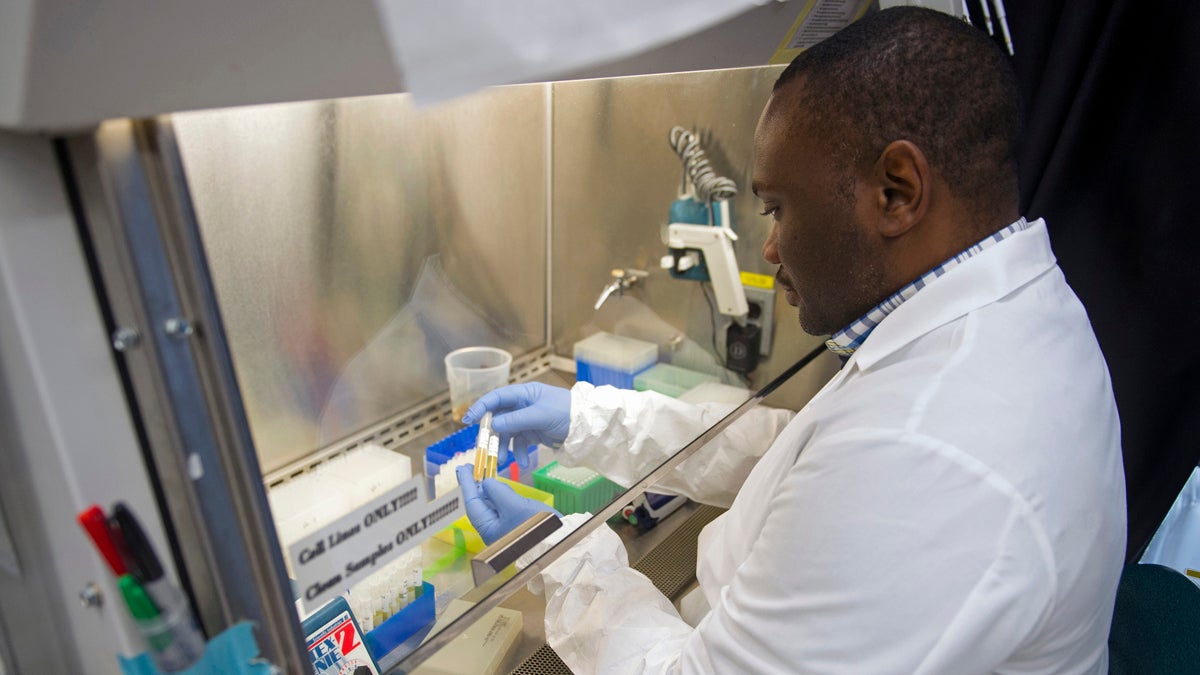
(557, 382, 794, 507)
(535, 429, 1056, 674)
(532, 516, 698, 674)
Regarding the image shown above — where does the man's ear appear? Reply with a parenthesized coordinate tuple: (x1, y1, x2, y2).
(872, 140, 930, 238)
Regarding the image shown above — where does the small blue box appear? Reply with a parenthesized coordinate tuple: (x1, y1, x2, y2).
(302, 596, 379, 674)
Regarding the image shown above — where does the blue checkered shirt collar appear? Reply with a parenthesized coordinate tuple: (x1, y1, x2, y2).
(825, 217, 1031, 359)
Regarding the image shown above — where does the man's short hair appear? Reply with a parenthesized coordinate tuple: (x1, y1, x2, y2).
(775, 6, 1021, 217)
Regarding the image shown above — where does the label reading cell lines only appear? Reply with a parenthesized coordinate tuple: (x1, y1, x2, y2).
(288, 475, 462, 609)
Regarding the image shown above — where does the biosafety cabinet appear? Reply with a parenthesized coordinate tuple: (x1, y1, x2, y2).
(0, 3, 854, 673)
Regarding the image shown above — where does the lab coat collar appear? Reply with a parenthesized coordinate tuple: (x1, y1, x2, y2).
(849, 218, 1057, 372)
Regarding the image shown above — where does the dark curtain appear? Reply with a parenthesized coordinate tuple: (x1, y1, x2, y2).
(971, 0, 1200, 561)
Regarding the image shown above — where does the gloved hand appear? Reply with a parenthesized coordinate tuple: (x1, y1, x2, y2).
(462, 382, 571, 468)
(456, 464, 560, 545)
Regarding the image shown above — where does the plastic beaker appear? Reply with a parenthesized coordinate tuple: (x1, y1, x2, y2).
(444, 347, 512, 422)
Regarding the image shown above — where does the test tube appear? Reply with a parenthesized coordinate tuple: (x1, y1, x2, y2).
(389, 576, 402, 616)
(411, 562, 424, 599)
(373, 580, 389, 626)
(353, 586, 373, 632)
(484, 435, 500, 480)
(472, 412, 492, 482)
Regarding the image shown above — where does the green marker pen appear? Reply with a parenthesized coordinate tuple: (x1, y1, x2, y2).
(119, 575, 173, 652)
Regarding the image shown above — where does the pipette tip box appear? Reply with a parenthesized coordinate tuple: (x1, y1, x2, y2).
(533, 462, 623, 516)
(633, 363, 720, 398)
(574, 332, 657, 389)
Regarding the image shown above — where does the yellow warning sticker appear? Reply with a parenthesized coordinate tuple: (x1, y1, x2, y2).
(740, 271, 775, 290)
(1186, 568, 1200, 579)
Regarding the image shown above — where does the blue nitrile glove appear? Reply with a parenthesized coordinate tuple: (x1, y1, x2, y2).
(456, 464, 560, 545)
(462, 382, 571, 469)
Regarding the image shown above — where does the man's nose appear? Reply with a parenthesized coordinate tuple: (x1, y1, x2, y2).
(762, 226, 780, 264)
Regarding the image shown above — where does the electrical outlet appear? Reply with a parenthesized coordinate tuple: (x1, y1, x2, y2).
(743, 284, 776, 356)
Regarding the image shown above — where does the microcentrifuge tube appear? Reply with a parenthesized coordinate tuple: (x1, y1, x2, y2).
(472, 412, 492, 482)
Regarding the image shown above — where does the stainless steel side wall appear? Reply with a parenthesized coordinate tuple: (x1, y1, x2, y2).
(174, 68, 837, 475)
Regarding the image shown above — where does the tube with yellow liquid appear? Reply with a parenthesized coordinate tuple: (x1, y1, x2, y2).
(484, 435, 500, 479)
(472, 412, 493, 482)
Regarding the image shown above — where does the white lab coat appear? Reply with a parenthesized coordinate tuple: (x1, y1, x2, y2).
(533, 219, 1126, 674)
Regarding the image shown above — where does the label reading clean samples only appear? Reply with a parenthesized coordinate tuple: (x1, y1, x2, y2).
(289, 475, 462, 609)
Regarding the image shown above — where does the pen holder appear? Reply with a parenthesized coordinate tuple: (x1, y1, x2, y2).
(132, 599, 207, 673)
(119, 622, 273, 675)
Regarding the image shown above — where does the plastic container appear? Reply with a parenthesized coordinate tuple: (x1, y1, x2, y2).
(434, 478, 554, 553)
(574, 332, 657, 389)
(633, 363, 720, 398)
(444, 347, 512, 422)
(533, 462, 623, 516)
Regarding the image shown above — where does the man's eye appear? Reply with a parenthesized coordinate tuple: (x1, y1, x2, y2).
(759, 206, 780, 218)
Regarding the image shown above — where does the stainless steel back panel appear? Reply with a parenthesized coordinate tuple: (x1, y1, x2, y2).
(173, 87, 550, 473)
(550, 67, 838, 407)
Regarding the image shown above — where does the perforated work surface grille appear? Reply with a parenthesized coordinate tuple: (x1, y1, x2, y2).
(632, 504, 723, 600)
(510, 644, 572, 675)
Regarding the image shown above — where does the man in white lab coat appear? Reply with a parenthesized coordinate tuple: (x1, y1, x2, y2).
(457, 7, 1126, 673)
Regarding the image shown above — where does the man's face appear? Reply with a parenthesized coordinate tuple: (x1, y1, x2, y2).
(752, 88, 885, 336)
